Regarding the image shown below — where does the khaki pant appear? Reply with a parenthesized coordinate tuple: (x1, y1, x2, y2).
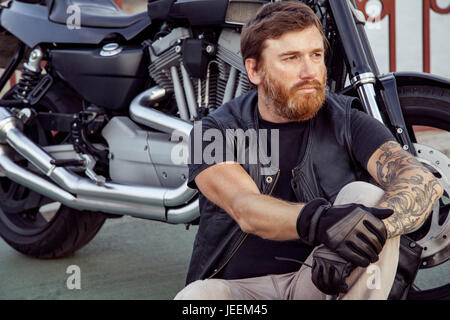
(174, 182, 400, 300)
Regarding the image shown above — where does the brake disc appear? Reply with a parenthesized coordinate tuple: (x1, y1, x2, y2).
(413, 143, 450, 269)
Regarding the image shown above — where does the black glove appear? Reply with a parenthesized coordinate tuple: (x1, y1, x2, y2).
(296, 198, 393, 267)
(311, 245, 356, 295)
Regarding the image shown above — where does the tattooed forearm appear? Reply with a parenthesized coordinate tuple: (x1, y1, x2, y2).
(373, 141, 443, 238)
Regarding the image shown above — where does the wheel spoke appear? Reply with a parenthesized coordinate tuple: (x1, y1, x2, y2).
(13, 184, 28, 201)
(3, 180, 19, 200)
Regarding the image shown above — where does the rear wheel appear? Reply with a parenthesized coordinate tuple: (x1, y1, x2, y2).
(397, 85, 450, 300)
(0, 82, 107, 259)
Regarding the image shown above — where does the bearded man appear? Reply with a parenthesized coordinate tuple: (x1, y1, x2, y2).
(174, 1, 443, 300)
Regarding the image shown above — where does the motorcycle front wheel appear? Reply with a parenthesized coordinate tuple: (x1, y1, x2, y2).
(397, 84, 450, 300)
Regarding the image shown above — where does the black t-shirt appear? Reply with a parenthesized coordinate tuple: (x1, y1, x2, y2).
(188, 106, 395, 279)
(257, 115, 307, 202)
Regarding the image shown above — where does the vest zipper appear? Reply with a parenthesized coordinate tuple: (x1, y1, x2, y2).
(208, 169, 281, 279)
(267, 169, 281, 195)
(292, 168, 316, 201)
(298, 172, 316, 200)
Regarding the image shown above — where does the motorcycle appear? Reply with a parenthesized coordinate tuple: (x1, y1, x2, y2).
(0, 0, 448, 300)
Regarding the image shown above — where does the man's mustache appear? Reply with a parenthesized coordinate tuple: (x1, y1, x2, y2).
(291, 80, 324, 92)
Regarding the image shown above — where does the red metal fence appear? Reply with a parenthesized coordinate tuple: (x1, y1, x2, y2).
(355, 0, 450, 73)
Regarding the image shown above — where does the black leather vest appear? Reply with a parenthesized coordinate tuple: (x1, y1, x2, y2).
(185, 90, 370, 284)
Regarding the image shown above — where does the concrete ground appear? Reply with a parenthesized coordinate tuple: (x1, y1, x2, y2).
(0, 212, 448, 300)
(0, 216, 198, 300)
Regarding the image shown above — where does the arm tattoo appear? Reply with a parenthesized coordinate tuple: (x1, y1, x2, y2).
(375, 141, 443, 238)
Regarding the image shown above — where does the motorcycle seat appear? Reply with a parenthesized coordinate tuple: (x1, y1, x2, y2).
(47, 0, 149, 28)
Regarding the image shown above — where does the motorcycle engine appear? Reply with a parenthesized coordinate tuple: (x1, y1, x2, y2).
(147, 27, 253, 115)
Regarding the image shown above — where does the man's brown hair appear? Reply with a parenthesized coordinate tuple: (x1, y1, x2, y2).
(240, 1, 329, 68)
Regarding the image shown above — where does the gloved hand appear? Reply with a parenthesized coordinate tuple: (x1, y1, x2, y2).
(296, 198, 393, 267)
(311, 245, 356, 295)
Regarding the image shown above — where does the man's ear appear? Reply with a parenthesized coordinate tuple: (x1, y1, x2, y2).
(245, 58, 263, 86)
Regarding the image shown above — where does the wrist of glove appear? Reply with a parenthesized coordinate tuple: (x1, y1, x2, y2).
(311, 245, 356, 295)
(296, 198, 331, 246)
(296, 198, 393, 267)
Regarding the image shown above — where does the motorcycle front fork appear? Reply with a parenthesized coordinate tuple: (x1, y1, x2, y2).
(330, 0, 416, 156)
(350, 72, 417, 156)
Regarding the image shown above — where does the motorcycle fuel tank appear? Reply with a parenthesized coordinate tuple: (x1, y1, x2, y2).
(0, 1, 151, 48)
(168, 0, 229, 26)
(50, 44, 148, 110)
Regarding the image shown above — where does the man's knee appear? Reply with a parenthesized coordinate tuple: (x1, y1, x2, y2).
(334, 181, 384, 206)
(174, 279, 232, 300)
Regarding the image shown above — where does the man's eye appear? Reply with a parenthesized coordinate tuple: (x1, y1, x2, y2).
(313, 53, 323, 58)
(286, 56, 297, 61)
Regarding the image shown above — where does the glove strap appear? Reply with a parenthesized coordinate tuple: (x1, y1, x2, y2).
(308, 204, 330, 245)
(296, 198, 331, 246)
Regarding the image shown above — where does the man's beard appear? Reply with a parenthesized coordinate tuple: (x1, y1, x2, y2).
(261, 68, 327, 122)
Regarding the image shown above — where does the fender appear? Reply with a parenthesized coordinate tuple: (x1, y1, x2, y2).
(0, 1, 151, 48)
(393, 71, 450, 89)
(339, 71, 450, 155)
(339, 71, 450, 96)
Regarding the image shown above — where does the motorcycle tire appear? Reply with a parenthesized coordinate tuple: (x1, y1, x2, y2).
(397, 84, 450, 300)
(0, 81, 107, 259)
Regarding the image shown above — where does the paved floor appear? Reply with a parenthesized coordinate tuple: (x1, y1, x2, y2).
(0, 208, 448, 300)
(0, 216, 198, 300)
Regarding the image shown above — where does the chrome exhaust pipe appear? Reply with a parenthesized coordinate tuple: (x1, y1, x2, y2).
(0, 99, 199, 222)
(129, 85, 196, 206)
(129, 85, 193, 140)
(0, 144, 165, 219)
(0, 104, 196, 208)
(0, 144, 198, 222)
(3, 121, 194, 207)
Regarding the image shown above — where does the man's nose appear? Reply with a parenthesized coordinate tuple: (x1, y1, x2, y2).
(298, 58, 317, 79)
